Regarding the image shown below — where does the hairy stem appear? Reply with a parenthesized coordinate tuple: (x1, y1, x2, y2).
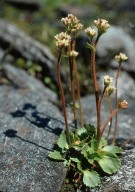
(106, 95, 113, 140)
(98, 86, 106, 134)
(113, 62, 121, 144)
(100, 108, 119, 141)
(57, 51, 71, 145)
(72, 40, 84, 128)
(68, 44, 77, 129)
(91, 42, 100, 143)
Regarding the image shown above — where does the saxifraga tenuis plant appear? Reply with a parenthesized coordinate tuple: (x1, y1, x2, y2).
(49, 14, 128, 189)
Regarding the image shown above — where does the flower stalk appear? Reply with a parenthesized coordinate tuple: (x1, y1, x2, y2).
(72, 40, 84, 128)
(68, 44, 78, 129)
(57, 50, 71, 145)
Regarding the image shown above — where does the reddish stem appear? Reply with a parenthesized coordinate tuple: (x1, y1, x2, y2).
(68, 44, 77, 129)
(72, 40, 84, 128)
(91, 42, 100, 142)
(113, 62, 121, 144)
(57, 51, 71, 145)
(100, 108, 119, 141)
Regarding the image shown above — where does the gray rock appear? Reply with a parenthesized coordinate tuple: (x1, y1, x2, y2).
(0, 19, 57, 83)
(81, 94, 135, 138)
(2, 63, 57, 103)
(58, 5, 94, 18)
(5, 0, 42, 10)
(86, 148, 135, 192)
(98, 69, 135, 98)
(0, 84, 66, 192)
(97, 26, 135, 71)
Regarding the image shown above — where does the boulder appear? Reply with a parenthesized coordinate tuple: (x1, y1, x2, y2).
(5, 0, 42, 10)
(98, 69, 135, 99)
(86, 148, 135, 192)
(2, 63, 57, 103)
(0, 19, 57, 84)
(0, 82, 66, 192)
(97, 26, 135, 72)
(81, 94, 135, 139)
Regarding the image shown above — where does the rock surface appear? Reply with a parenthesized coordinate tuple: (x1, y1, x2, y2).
(81, 94, 135, 139)
(0, 72, 66, 192)
(98, 69, 135, 98)
(0, 19, 57, 83)
(87, 148, 135, 192)
(5, 0, 42, 10)
(2, 63, 57, 103)
(97, 26, 135, 71)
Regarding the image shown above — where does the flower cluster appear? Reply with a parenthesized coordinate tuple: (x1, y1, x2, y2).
(61, 14, 83, 33)
(67, 50, 79, 57)
(54, 32, 71, 48)
(104, 75, 113, 86)
(104, 75, 116, 96)
(94, 19, 110, 34)
(84, 27, 97, 38)
(105, 86, 116, 96)
(115, 53, 128, 62)
(119, 100, 128, 109)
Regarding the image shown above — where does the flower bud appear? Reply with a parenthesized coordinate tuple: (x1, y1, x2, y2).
(67, 50, 79, 57)
(94, 19, 110, 34)
(104, 75, 113, 86)
(119, 100, 128, 109)
(105, 86, 116, 96)
(54, 32, 71, 48)
(115, 53, 128, 62)
(61, 14, 83, 33)
(84, 27, 97, 38)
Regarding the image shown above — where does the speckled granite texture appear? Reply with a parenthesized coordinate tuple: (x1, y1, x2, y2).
(0, 85, 66, 192)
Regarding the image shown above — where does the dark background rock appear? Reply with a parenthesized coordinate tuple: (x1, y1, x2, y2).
(82, 148, 135, 192)
(98, 69, 135, 98)
(96, 26, 135, 72)
(0, 19, 57, 86)
(81, 94, 135, 139)
(5, 0, 42, 10)
(0, 82, 66, 192)
(2, 63, 57, 103)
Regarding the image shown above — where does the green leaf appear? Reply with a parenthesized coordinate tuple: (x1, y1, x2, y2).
(86, 124, 96, 136)
(57, 131, 69, 149)
(70, 132, 75, 144)
(86, 43, 94, 52)
(97, 152, 120, 174)
(64, 159, 71, 167)
(70, 157, 80, 163)
(77, 162, 83, 173)
(99, 137, 107, 148)
(48, 150, 64, 160)
(103, 145, 122, 154)
(91, 139, 98, 151)
(77, 128, 87, 136)
(83, 170, 100, 188)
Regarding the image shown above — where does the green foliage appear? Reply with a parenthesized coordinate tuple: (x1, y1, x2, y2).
(57, 131, 69, 150)
(48, 127, 122, 189)
(83, 170, 100, 188)
(97, 152, 120, 174)
(15, 58, 42, 76)
(48, 150, 64, 160)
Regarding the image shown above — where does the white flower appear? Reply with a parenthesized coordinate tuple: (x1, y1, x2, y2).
(119, 100, 128, 109)
(115, 53, 128, 62)
(104, 75, 113, 86)
(84, 27, 97, 38)
(61, 14, 83, 33)
(54, 32, 71, 47)
(94, 19, 110, 33)
(105, 86, 116, 96)
(67, 50, 79, 57)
